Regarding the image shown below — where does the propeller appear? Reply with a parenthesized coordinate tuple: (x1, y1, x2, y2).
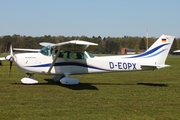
(5, 45, 14, 74)
(0, 45, 14, 74)
(3, 55, 13, 74)
(9, 45, 14, 73)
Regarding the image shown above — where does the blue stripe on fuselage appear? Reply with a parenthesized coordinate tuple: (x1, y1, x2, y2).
(26, 62, 107, 71)
(127, 43, 169, 58)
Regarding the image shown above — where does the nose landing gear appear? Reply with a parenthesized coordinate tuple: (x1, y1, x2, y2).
(21, 73, 38, 84)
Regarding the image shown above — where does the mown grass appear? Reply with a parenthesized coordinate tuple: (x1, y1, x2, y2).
(0, 55, 180, 120)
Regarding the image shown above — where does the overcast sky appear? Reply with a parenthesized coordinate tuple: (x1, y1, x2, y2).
(0, 0, 179, 38)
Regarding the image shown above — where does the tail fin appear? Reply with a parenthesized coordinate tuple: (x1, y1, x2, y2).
(130, 34, 175, 68)
(143, 34, 175, 65)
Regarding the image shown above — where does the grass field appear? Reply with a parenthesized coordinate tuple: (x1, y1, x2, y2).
(0, 55, 180, 120)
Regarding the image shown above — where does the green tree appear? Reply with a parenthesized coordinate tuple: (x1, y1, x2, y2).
(170, 38, 178, 53)
(139, 37, 146, 50)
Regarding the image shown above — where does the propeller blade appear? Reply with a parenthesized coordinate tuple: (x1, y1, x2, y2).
(10, 45, 13, 56)
(9, 45, 14, 74)
(9, 61, 13, 73)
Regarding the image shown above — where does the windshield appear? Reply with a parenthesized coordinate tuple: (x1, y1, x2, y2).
(87, 52, 95, 58)
(40, 46, 51, 56)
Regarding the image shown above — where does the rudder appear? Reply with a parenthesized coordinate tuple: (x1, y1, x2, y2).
(143, 34, 175, 65)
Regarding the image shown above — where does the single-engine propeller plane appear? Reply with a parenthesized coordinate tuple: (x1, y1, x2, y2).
(0, 34, 175, 85)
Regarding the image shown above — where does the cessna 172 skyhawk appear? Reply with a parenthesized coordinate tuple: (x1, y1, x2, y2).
(0, 34, 175, 85)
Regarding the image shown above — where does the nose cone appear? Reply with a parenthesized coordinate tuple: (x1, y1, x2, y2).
(5, 55, 12, 61)
(5, 54, 17, 62)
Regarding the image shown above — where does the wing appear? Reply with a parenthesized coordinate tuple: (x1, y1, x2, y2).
(40, 40, 98, 52)
(46, 40, 98, 73)
(39, 42, 56, 47)
(52, 40, 98, 52)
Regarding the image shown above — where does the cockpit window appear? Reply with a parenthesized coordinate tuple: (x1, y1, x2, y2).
(40, 45, 51, 56)
(58, 51, 70, 58)
(71, 52, 87, 59)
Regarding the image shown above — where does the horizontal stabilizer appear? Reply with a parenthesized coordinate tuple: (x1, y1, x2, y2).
(0, 57, 6, 60)
(141, 64, 170, 70)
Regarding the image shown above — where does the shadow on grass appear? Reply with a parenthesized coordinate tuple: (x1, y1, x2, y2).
(44, 79, 99, 90)
(12, 79, 99, 90)
(11, 79, 168, 90)
(90, 82, 135, 86)
(61, 83, 98, 90)
(137, 82, 168, 87)
(90, 82, 168, 87)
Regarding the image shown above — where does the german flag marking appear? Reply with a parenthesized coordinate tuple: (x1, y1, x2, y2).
(162, 39, 166, 42)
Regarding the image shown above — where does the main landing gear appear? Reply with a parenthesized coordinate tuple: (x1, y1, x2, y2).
(53, 73, 79, 85)
(21, 73, 79, 85)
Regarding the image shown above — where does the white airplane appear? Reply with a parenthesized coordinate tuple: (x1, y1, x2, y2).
(0, 34, 175, 85)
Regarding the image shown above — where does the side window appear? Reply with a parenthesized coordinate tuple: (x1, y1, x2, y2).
(58, 51, 70, 58)
(72, 52, 87, 59)
(63, 51, 70, 58)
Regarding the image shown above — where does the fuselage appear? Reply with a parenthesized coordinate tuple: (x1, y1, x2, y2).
(13, 50, 144, 75)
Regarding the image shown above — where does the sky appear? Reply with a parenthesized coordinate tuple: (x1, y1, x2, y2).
(0, 0, 180, 38)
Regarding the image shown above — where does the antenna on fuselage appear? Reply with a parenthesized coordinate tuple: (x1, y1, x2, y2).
(146, 27, 148, 50)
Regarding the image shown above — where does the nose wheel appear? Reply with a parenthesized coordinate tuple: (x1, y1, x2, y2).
(21, 73, 38, 84)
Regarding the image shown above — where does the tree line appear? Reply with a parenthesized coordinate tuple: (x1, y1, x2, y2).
(0, 34, 179, 54)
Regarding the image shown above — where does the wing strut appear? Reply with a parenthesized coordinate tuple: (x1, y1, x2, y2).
(47, 47, 61, 73)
